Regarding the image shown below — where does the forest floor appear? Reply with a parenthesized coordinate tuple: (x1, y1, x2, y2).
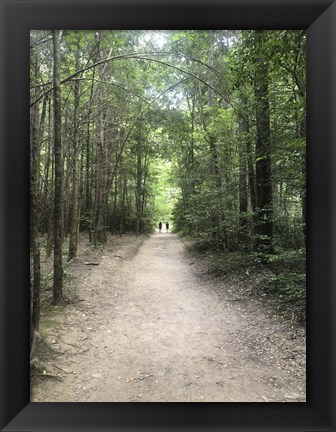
(31, 233, 306, 402)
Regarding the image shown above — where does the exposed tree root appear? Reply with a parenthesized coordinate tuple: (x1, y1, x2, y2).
(37, 373, 63, 381)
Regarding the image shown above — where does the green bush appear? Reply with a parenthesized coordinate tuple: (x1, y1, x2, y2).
(255, 270, 305, 302)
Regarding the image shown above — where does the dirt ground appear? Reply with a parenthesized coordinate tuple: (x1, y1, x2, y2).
(31, 232, 306, 402)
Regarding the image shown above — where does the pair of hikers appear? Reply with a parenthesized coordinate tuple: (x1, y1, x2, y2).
(159, 222, 169, 233)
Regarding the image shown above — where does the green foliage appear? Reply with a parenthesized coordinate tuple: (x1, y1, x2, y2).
(253, 248, 306, 306)
(201, 250, 253, 276)
(30, 29, 306, 318)
(151, 160, 178, 226)
(255, 270, 305, 302)
(189, 244, 306, 321)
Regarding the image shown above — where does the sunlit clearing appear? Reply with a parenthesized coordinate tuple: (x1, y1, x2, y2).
(153, 160, 180, 229)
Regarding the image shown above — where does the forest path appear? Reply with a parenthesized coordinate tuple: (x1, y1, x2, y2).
(32, 233, 305, 402)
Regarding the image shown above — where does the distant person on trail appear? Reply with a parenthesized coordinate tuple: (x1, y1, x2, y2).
(166, 222, 169, 233)
(159, 222, 162, 233)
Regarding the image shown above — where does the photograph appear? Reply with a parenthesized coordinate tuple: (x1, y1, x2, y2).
(29, 29, 307, 403)
(1, 0, 335, 430)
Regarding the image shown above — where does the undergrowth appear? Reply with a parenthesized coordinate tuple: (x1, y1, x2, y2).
(187, 242, 306, 324)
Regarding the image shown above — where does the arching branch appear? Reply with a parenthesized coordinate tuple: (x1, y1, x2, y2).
(30, 51, 228, 108)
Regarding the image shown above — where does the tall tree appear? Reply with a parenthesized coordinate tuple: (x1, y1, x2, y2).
(238, 110, 248, 249)
(68, 34, 82, 260)
(52, 30, 64, 304)
(30, 29, 306, 317)
(93, 34, 109, 244)
(30, 46, 41, 331)
(254, 30, 273, 255)
(135, 124, 143, 236)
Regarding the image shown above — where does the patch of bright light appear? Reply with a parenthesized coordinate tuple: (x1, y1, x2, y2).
(142, 31, 167, 49)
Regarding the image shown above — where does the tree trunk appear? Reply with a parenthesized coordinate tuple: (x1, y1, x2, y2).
(52, 30, 64, 304)
(238, 112, 248, 249)
(93, 36, 108, 244)
(207, 40, 221, 191)
(246, 139, 257, 214)
(46, 97, 54, 257)
(202, 38, 223, 249)
(254, 30, 273, 255)
(84, 68, 96, 233)
(40, 95, 48, 212)
(68, 37, 81, 261)
(93, 105, 107, 244)
(30, 54, 41, 331)
(119, 175, 126, 237)
(135, 127, 142, 237)
(300, 116, 306, 241)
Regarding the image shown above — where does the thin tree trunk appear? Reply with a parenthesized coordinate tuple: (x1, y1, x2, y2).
(84, 68, 96, 231)
(93, 36, 108, 244)
(254, 30, 273, 255)
(46, 103, 54, 257)
(30, 56, 41, 331)
(93, 105, 107, 244)
(135, 127, 142, 236)
(238, 112, 248, 249)
(119, 176, 126, 237)
(39, 95, 48, 212)
(247, 139, 257, 214)
(300, 116, 306, 241)
(141, 151, 149, 214)
(68, 37, 81, 261)
(52, 30, 64, 304)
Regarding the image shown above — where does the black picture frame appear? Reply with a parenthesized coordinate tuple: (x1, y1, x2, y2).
(1, 0, 335, 431)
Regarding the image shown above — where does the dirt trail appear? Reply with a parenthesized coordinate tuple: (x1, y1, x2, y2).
(32, 233, 306, 402)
